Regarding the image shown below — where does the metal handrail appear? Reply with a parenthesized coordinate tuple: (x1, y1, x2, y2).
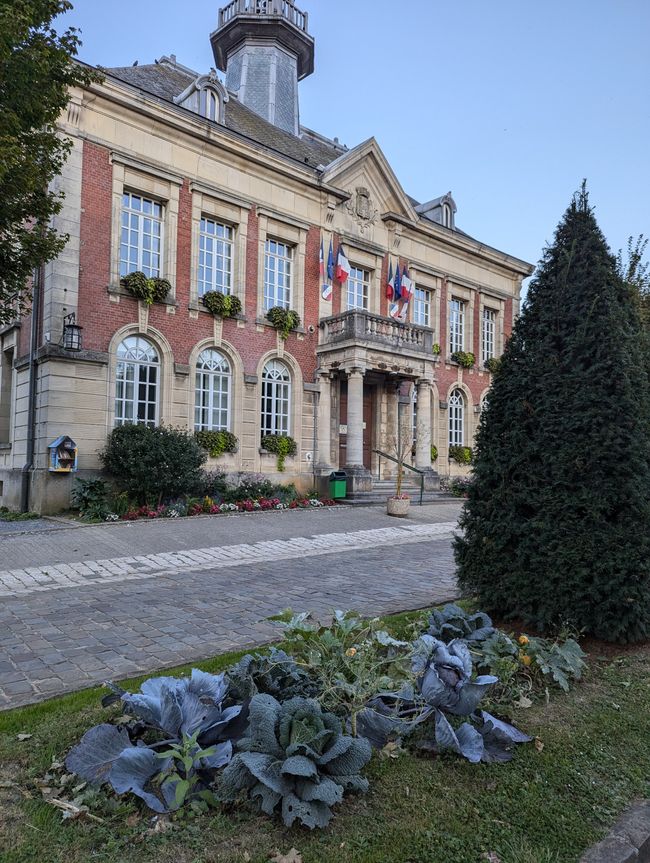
(372, 448, 424, 506)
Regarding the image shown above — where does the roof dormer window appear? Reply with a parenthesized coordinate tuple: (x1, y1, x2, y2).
(442, 203, 452, 228)
(173, 72, 228, 124)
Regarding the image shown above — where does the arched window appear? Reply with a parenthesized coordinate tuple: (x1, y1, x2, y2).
(442, 203, 452, 228)
(195, 349, 231, 431)
(115, 336, 159, 427)
(261, 359, 291, 436)
(448, 389, 465, 446)
(200, 88, 220, 122)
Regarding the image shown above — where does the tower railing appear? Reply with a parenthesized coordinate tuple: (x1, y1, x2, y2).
(219, 0, 308, 31)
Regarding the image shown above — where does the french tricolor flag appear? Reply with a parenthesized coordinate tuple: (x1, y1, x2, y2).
(386, 261, 394, 300)
(400, 265, 413, 300)
(335, 245, 351, 283)
(319, 237, 325, 281)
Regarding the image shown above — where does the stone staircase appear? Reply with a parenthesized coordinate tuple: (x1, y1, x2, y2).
(344, 474, 456, 506)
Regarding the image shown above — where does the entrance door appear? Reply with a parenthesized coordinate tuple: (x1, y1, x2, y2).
(339, 382, 373, 469)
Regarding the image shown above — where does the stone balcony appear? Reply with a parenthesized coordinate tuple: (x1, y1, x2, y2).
(218, 0, 309, 31)
(319, 310, 434, 356)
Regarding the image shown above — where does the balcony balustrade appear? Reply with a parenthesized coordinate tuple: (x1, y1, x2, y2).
(219, 0, 308, 31)
(319, 310, 433, 355)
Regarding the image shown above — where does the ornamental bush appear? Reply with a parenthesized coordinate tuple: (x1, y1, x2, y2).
(266, 306, 300, 340)
(100, 424, 206, 505)
(120, 271, 171, 305)
(448, 445, 473, 465)
(430, 444, 438, 462)
(201, 290, 242, 318)
(261, 434, 297, 471)
(194, 430, 238, 459)
(455, 185, 650, 643)
(451, 350, 475, 368)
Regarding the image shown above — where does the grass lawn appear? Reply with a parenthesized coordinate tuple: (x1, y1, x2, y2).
(1, 611, 649, 863)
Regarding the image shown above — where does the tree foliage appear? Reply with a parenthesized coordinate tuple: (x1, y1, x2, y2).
(0, 0, 100, 324)
(455, 184, 650, 643)
(616, 235, 650, 331)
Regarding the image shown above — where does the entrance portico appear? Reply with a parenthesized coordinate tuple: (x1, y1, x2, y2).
(314, 309, 439, 495)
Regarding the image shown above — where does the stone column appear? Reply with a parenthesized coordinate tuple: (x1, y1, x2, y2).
(315, 372, 333, 473)
(414, 378, 439, 491)
(346, 369, 365, 467)
(344, 368, 372, 493)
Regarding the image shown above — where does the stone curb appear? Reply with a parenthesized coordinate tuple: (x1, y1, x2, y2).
(581, 802, 650, 863)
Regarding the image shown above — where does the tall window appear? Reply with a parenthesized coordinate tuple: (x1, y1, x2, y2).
(199, 218, 233, 297)
(449, 298, 465, 353)
(120, 193, 163, 278)
(0, 348, 14, 443)
(347, 266, 369, 310)
(482, 307, 496, 363)
(261, 359, 291, 436)
(413, 288, 431, 326)
(201, 88, 220, 121)
(115, 336, 159, 427)
(448, 389, 465, 446)
(264, 240, 292, 310)
(194, 349, 231, 431)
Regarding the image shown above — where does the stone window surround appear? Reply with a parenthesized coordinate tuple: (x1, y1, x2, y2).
(409, 268, 440, 336)
(447, 283, 474, 358)
(479, 293, 506, 358)
(256, 208, 308, 324)
(189, 181, 250, 315)
(255, 349, 303, 454)
(109, 153, 182, 300)
(188, 339, 245, 461)
(344, 245, 383, 316)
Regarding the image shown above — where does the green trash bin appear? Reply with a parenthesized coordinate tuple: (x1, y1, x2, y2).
(329, 470, 347, 499)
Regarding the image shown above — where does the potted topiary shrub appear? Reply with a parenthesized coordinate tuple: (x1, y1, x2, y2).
(385, 418, 416, 517)
(266, 307, 300, 340)
(202, 291, 242, 319)
(120, 271, 171, 306)
(261, 434, 297, 471)
(451, 350, 475, 369)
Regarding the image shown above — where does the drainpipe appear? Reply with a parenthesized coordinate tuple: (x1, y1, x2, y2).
(20, 263, 43, 513)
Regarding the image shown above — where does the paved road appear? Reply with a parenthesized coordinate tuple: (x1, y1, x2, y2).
(0, 503, 462, 710)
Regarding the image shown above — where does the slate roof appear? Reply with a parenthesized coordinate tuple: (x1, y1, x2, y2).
(105, 60, 345, 170)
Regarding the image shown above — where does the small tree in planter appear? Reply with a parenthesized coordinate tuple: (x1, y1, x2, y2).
(384, 418, 420, 518)
(261, 434, 297, 471)
(266, 307, 300, 340)
(120, 271, 171, 306)
(202, 291, 242, 319)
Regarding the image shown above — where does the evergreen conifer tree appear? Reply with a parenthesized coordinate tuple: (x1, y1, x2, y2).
(455, 185, 650, 643)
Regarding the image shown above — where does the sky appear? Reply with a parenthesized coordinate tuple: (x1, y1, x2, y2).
(58, 0, 650, 274)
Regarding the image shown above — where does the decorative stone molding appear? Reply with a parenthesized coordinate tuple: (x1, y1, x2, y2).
(346, 186, 378, 233)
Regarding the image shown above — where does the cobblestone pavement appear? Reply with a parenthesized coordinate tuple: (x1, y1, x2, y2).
(0, 503, 462, 710)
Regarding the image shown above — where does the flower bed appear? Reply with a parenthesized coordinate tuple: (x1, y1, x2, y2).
(110, 495, 336, 522)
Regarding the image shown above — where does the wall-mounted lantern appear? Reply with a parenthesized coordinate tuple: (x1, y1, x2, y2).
(48, 435, 78, 473)
(62, 312, 83, 352)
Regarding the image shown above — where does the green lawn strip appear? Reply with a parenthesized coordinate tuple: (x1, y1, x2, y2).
(1, 616, 649, 863)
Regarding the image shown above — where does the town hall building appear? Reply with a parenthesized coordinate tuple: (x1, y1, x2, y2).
(0, 0, 533, 513)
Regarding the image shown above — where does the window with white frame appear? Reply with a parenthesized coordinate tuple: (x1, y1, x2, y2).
(448, 389, 465, 446)
(198, 218, 233, 297)
(194, 349, 231, 431)
(264, 239, 293, 310)
(120, 193, 163, 278)
(482, 307, 497, 363)
(261, 359, 291, 436)
(115, 336, 159, 427)
(449, 298, 465, 353)
(347, 266, 369, 310)
(413, 287, 431, 326)
(201, 88, 220, 121)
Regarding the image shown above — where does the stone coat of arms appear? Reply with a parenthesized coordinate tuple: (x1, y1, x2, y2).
(346, 186, 378, 233)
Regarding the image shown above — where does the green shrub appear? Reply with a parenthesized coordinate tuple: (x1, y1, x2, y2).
(223, 472, 277, 501)
(449, 445, 473, 465)
(430, 444, 438, 462)
(100, 424, 206, 504)
(194, 430, 238, 459)
(0, 506, 38, 521)
(261, 434, 297, 471)
(451, 350, 475, 368)
(484, 356, 502, 374)
(432, 342, 441, 355)
(71, 477, 110, 521)
(265, 306, 300, 340)
(199, 469, 228, 499)
(201, 291, 242, 319)
(120, 271, 171, 306)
